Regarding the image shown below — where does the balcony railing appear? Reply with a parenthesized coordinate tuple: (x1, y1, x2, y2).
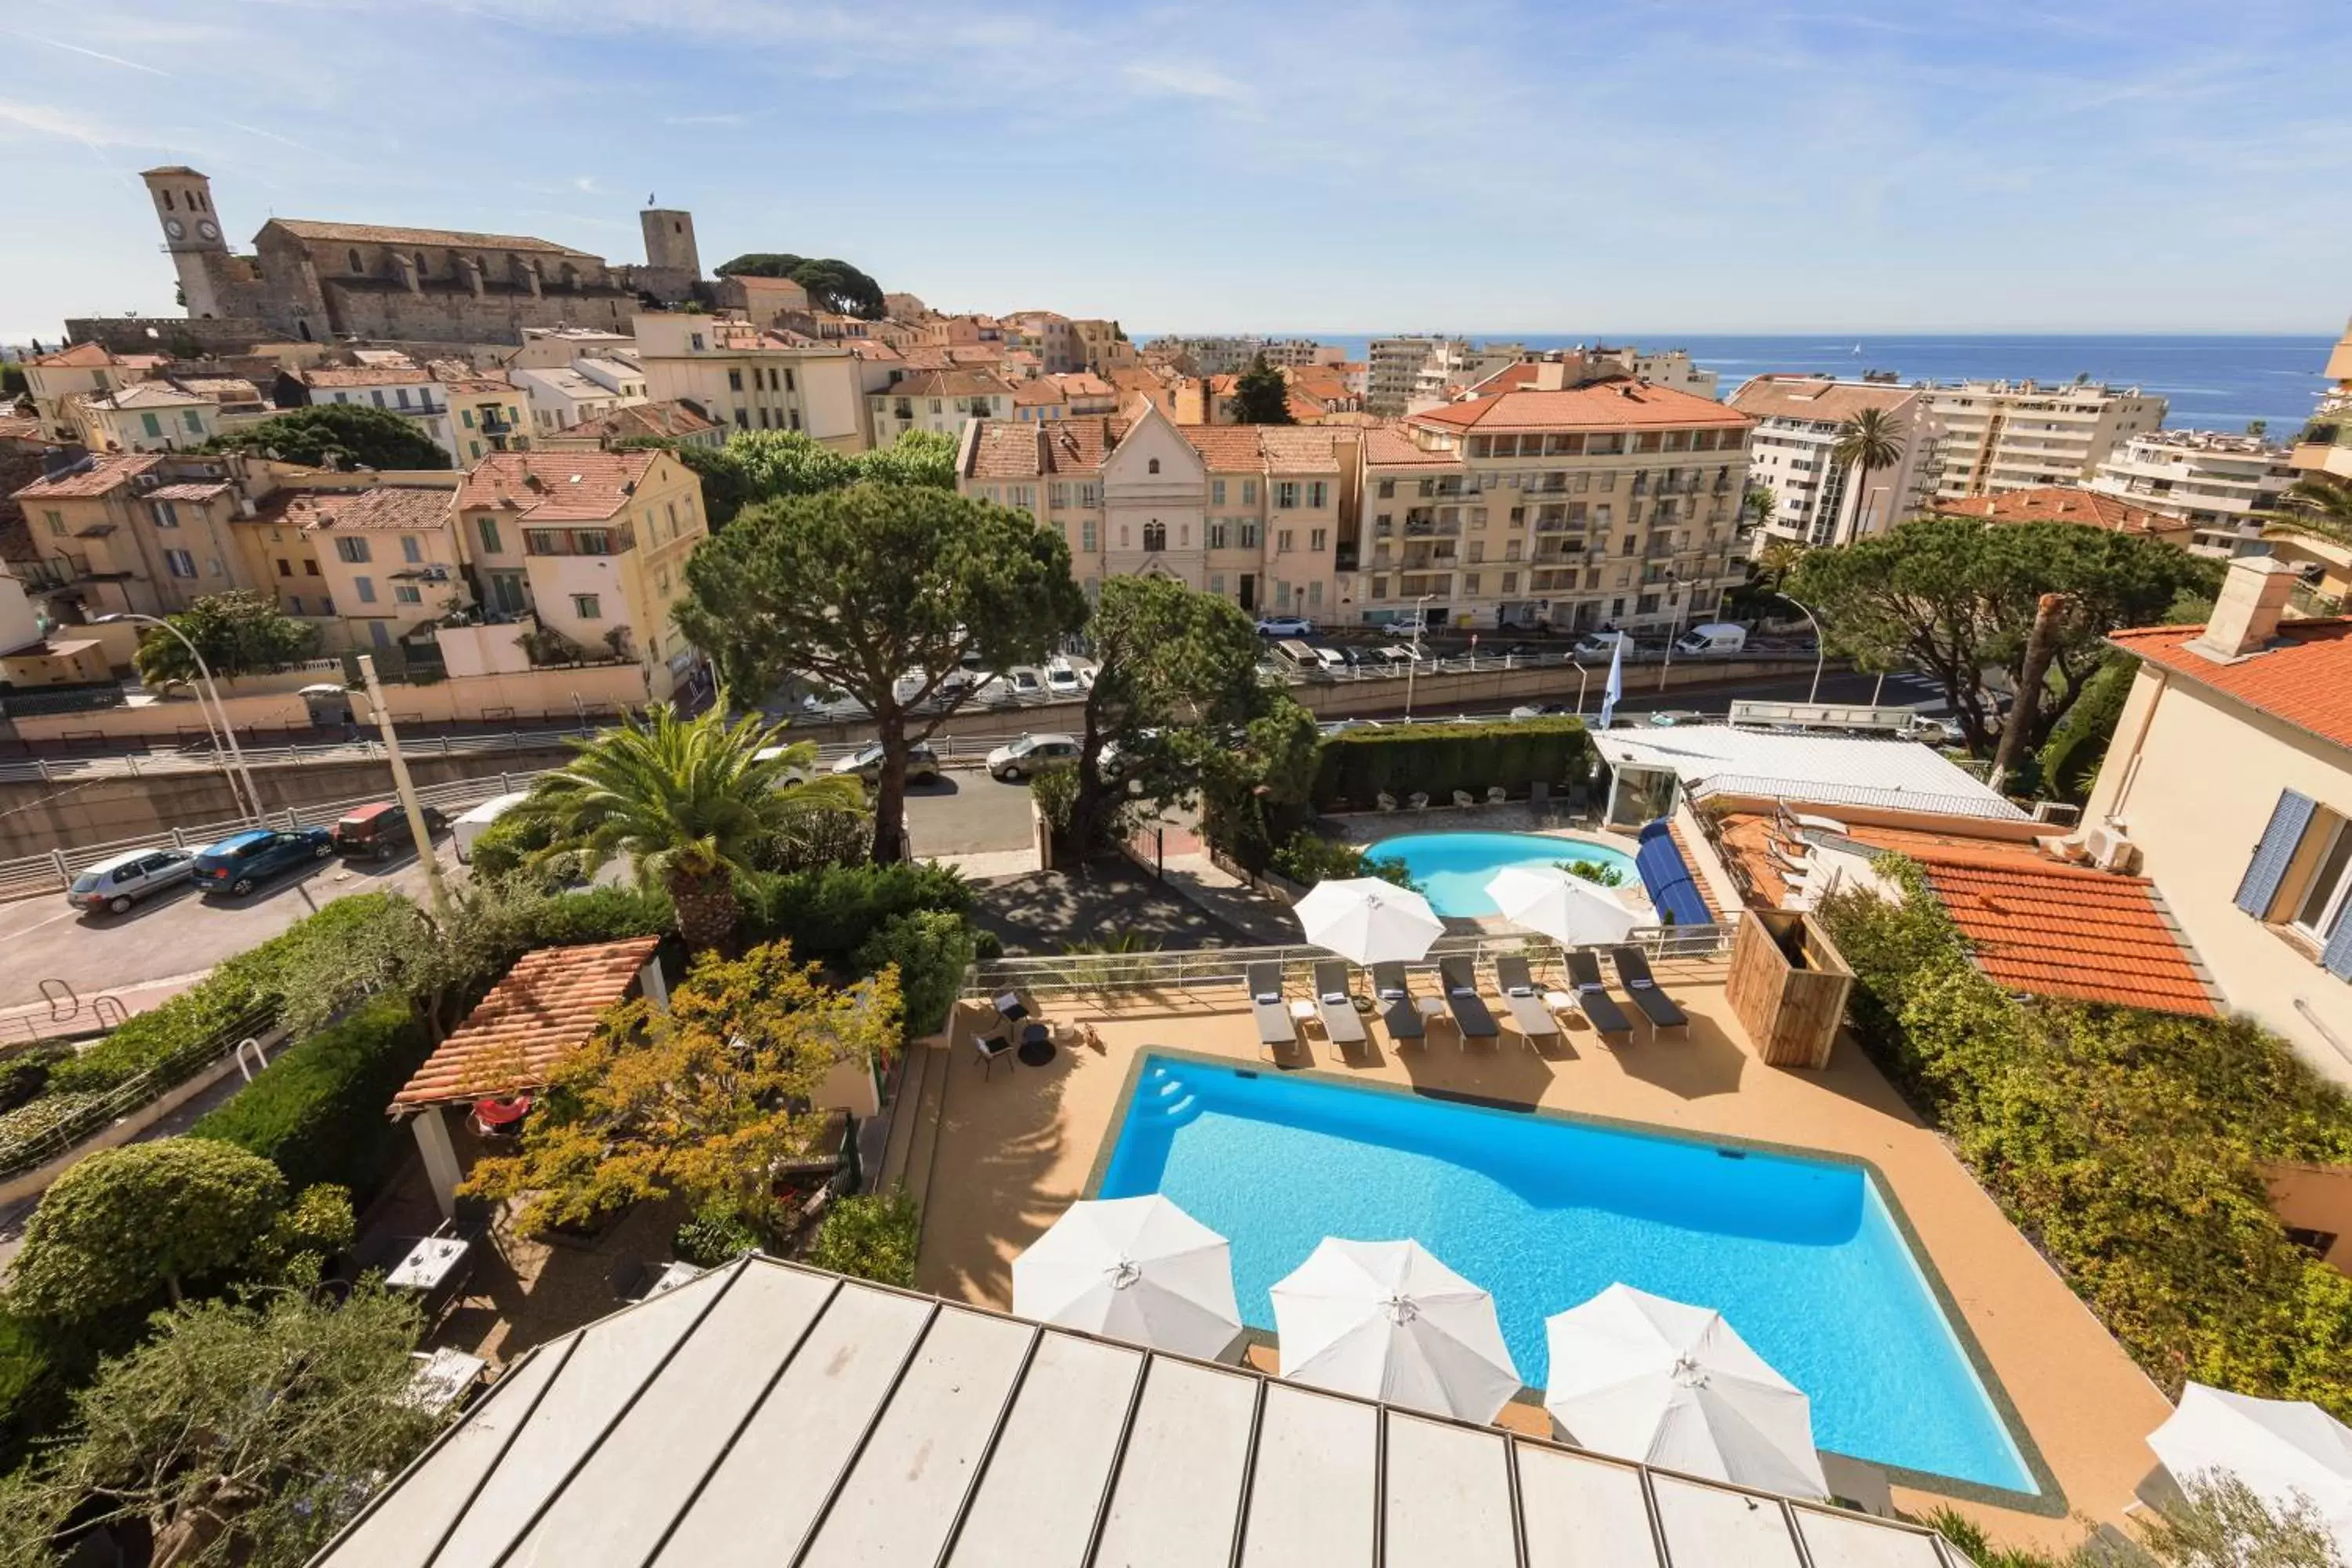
(1403, 520, 1461, 538)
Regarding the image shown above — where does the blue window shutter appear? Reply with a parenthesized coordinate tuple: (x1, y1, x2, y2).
(2324, 909, 2352, 982)
(2236, 790, 2317, 916)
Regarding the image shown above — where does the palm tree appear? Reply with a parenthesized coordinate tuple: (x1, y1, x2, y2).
(1829, 408, 1906, 544)
(1756, 538, 1808, 588)
(515, 704, 864, 948)
(2274, 474, 2352, 541)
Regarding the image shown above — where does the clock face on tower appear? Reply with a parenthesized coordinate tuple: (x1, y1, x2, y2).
(164, 218, 186, 240)
(196, 220, 220, 241)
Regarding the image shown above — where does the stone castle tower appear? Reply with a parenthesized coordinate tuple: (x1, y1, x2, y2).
(641, 209, 700, 278)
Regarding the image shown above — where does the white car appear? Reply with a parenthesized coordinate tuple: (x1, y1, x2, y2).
(986, 733, 1080, 782)
(1255, 615, 1314, 637)
(1008, 667, 1045, 699)
(1045, 659, 1083, 697)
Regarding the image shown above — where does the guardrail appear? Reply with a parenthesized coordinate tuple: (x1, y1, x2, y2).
(960, 924, 1736, 1001)
(0, 1000, 281, 1181)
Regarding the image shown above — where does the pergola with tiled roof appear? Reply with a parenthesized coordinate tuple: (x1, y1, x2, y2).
(390, 936, 661, 1112)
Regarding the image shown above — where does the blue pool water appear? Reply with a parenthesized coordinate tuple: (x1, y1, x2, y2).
(1366, 831, 1639, 917)
(1100, 1056, 2037, 1493)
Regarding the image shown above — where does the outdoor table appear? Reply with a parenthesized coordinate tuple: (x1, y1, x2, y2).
(387, 1235, 472, 1293)
(1415, 996, 1448, 1019)
(1017, 1020, 1055, 1067)
(405, 1347, 487, 1413)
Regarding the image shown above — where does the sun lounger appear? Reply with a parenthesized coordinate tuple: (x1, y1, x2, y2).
(1492, 954, 1560, 1043)
(1563, 949, 1635, 1043)
(1438, 957, 1499, 1042)
(1610, 946, 1691, 1038)
(1312, 960, 1368, 1047)
(1370, 961, 1423, 1040)
(1247, 961, 1298, 1051)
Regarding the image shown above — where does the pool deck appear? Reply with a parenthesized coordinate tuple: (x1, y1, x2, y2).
(908, 952, 2172, 1555)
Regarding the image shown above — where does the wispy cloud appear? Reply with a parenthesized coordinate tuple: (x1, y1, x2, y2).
(572, 174, 604, 194)
(0, 98, 134, 147)
(0, 27, 173, 77)
(662, 111, 757, 126)
(1120, 60, 1248, 102)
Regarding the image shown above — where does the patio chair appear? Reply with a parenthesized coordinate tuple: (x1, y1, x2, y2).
(1610, 946, 1692, 1039)
(1312, 960, 1368, 1048)
(1406, 791, 1430, 811)
(972, 1024, 1015, 1079)
(1377, 791, 1399, 811)
(1247, 961, 1298, 1052)
(1452, 789, 1477, 808)
(1437, 956, 1500, 1043)
(1371, 961, 1424, 1041)
(1563, 949, 1635, 1044)
(1491, 953, 1560, 1044)
(1486, 786, 1508, 805)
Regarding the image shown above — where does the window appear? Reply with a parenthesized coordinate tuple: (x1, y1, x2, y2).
(1240, 520, 1260, 549)
(347, 249, 363, 273)
(1377, 479, 1396, 499)
(1212, 479, 1226, 505)
(1148, 458, 1160, 474)
(354, 575, 376, 603)
(183, 411, 203, 434)
(785, 369, 795, 393)
(1081, 521, 1098, 553)
(140, 412, 162, 439)
(43, 510, 64, 536)
(304, 560, 319, 576)
(1372, 575, 1388, 600)
(1308, 481, 1328, 509)
(689, 332, 706, 351)
(728, 369, 743, 392)
(789, 408, 800, 431)
(1276, 481, 1299, 509)
(275, 558, 292, 577)
(1207, 520, 1229, 549)
(335, 536, 370, 564)
(371, 390, 385, 408)
(152, 500, 178, 528)
(734, 409, 749, 430)
(1311, 528, 1327, 553)
(1501, 572, 1518, 594)
(394, 584, 423, 604)
(1277, 529, 1294, 553)
(162, 548, 195, 578)
(470, 441, 483, 459)
(572, 593, 603, 619)
(396, 388, 412, 409)
(401, 535, 423, 564)
(1142, 521, 1167, 552)
(288, 595, 303, 614)
(1242, 480, 1257, 505)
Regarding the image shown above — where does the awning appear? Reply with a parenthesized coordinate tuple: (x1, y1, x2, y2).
(1636, 819, 1711, 927)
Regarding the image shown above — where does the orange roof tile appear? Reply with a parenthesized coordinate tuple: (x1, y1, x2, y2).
(1933, 486, 2183, 537)
(456, 451, 659, 521)
(13, 453, 161, 500)
(1728, 375, 1921, 424)
(1410, 381, 1752, 434)
(570, 400, 716, 441)
(27, 342, 113, 368)
(2111, 617, 2352, 753)
(390, 937, 660, 1110)
(1360, 426, 1463, 467)
(298, 485, 452, 534)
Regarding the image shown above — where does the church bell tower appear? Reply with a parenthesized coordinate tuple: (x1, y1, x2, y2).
(140, 166, 230, 318)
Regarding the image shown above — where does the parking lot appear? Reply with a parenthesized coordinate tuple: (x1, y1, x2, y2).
(902, 769, 1042, 857)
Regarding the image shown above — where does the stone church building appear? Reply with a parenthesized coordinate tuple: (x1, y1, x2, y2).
(133, 166, 703, 347)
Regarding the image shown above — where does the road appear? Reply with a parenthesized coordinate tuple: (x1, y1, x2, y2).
(901, 771, 1040, 857)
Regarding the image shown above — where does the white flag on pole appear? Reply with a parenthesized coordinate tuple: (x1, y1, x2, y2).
(1599, 636, 1625, 728)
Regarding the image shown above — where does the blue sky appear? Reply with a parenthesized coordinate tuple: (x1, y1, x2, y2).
(4, 0, 2348, 345)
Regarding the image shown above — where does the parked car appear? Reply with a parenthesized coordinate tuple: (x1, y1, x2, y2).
(191, 826, 336, 897)
(1310, 645, 1349, 674)
(66, 848, 194, 916)
(1045, 659, 1083, 697)
(452, 792, 532, 863)
(1497, 642, 1550, 659)
(1007, 666, 1046, 699)
(1318, 718, 1385, 737)
(830, 741, 941, 784)
(985, 733, 1080, 782)
(1510, 702, 1575, 720)
(331, 800, 450, 861)
(1672, 622, 1749, 657)
(1255, 615, 1315, 637)
(1572, 630, 1632, 657)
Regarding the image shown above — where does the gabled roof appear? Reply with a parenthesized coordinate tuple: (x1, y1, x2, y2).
(84, 383, 207, 411)
(880, 368, 1014, 400)
(297, 486, 452, 535)
(12, 453, 160, 500)
(2111, 618, 2352, 753)
(569, 401, 717, 441)
(1362, 424, 1465, 467)
(456, 451, 659, 522)
(301, 365, 432, 389)
(1933, 486, 2182, 537)
(265, 217, 596, 259)
(389, 937, 659, 1111)
(312, 1254, 1965, 1568)
(1410, 381, 1753, 434)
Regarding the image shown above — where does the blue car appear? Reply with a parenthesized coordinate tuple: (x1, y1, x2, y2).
(191, 826, 336, 897)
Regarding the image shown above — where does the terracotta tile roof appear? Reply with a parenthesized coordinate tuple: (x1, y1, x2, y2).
(86, 382, 208, 411)
(1933, 486, 2183, 538)
(13, 453, 160, 499)
(967, 418, 1129, 481)
(1410, 381, 1752, 434)
(1361, 426, 1463, 467)
(1052, 372, 1116, 398)
(572, 401, 716, 441)
(456, 451, 658, 522)
(2111, 617, 2352, 752)
(144, 481, 234, 502)
(880, 369, 1014, 400)
(302, 365, 431, 389)
(270, 217, 595, 258)
(390, 937, 660, 1110)
(1009, 379, 1067, 407)
(299, 485, 452, 534)
(0, 415, 44, 444)
(1728, 376, 1921, 423)
(172, 376, 265, 405)
(27, 342, 112, 368)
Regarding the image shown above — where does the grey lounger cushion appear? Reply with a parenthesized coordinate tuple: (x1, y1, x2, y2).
(1372, 961, 1424, 1040)
(1610, 946, 1691, 1034)
(1494, 955, 1559, 1040)
(1563, 949, 1635, 1039)
(1438, 957, 1499, 1040)
(1313, 960, 1367, 1044)
(1247, 961, 1296, 1047)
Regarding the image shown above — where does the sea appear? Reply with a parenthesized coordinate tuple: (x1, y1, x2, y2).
(1232, 333, 2339, 436)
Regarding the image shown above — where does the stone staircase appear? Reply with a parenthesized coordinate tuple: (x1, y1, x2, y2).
(873, 1038, 951, 1216)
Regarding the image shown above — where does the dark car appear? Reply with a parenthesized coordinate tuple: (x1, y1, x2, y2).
(192, 826, 336, 897)
(331, 800, 451, 861)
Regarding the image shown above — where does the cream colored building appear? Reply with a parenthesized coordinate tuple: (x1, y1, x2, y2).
(1729, 376, 1941, 548)
(867, 370, 1015, 441)
(1357, 371, 1754, 633)
(2291, 318, 2352, 485)
(958, 405, 1358, 619)
(74, 383, 220, 454)
(452, 449, 706, 699)
(10, 453, 247, 616)
(512, 365, 637, 437)
(2088, 430, 2296, 557)
(1072, 320, 1134, 375)
(633, 314, 868, 451)
(21, 343, 161, 442)
(1367, 336, 1468, 416)
(2094, 556, 2352, 1083)
(438, 377, 531, 467)
(302, 486, 468, 651)
(1922, 379, 2166, 500)
(296, 365, 459, 463)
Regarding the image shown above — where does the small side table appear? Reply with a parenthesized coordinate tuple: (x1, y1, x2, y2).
(1288, 999, 1319, 1025)
(1415, 996, 1448, 1020)
(1017, 1020, 1056, 1067)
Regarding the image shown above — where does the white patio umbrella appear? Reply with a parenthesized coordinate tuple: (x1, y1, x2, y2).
(1293, 877, 1446, 965)
(1271, 1238, 1521, 1421)
(2147, 1383, 2352, 1555)
(1012, 1195, 1243, 1360)
(1544, 1283, 1829, 1499)
(1486, 865, 1641, 948)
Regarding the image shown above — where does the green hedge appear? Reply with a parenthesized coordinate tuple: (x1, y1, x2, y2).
(189, 998, 431, 1200)
(1819, 856, 2352, 1414)
(742, 862, 971, 966)
(854, 910, 977, 1040)
(1312, 717, 1594, 809)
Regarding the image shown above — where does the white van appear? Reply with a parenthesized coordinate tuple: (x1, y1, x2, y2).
(1673, 622, 1748, 657)
(452, 791, 531, 864)
(1273, 639, 1323, 671)
(1572, 630, 1632, 657)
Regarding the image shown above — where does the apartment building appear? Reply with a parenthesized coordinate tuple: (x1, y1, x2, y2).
(440, 378, 531, 468)
(2088, 430, 2296, 556)
(1003, 312, 1082, 374)
(1729, 376, 1940, 547)
(1357, 372, 1754, 633)
(303, 486, 467, 649)
(512, 365, 640, 436)
(75, 383, 220, 455)
(1070, 319, 1135, 376)
(506, 327, 637, 372)
(1258, 339, 1345, 368)
(1921, 379, 2166, 500)
(288, 365, 459, 463)
(231, 491, 334, 620)
(10, 453, 249, 616)
(1367, 336, 1469, 416)
(866, 370, 1016, 441)
(956, 405, 1358, 619)
(1007, 374, 1119, 424)
(633, 314, 868, 451)
(1145, 336, 1264, 377)
(539, 401, 721, 452)
(20, 343, 160, 441)
(2291, 317, 2352, 485)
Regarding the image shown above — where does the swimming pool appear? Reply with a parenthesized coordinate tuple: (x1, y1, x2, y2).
(1098, 1054, 2038, 1494)
(1365, 831, 1640, 917)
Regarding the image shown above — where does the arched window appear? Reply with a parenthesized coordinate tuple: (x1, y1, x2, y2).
(161, 189, 174, 212)
(416, 251, 429, 277)
(1143, 521, 1167, 553)
(560, 262, 579, 289)
(347, 249, 363, 274)
(1147, 458, 1160, 474)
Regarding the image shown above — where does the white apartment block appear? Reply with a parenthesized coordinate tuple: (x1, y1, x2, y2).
(2089, 430, 2296, 557)
(632, 314, 869, 451)
(958, 405, 1358, 620)
(1144, 336, 1267, 377)
(1922, 379, 2166, 500)
(1258, 339, 1345, 368)
(868, 370, 1016, 441)
(1367, 336, 1469, 416)
(511, 365, 645, 435)
(1728, 376, 1941, 548)
(1355, 372, 1754, 633)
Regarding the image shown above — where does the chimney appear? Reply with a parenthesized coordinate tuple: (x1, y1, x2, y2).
(2188, 555, 2299, 662)
(1532, 361, 1567, 392)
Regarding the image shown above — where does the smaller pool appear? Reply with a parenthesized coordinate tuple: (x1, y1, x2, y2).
(1365, 831, 1639, 917)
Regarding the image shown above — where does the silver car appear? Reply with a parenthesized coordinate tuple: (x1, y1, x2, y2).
(67, 848, 195, 916)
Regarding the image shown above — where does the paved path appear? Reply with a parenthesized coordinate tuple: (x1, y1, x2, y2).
(1156, 853, 1300, 946)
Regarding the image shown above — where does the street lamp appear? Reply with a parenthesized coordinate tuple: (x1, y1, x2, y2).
(1403, 592, 1435, 721)
(1755, 590, 1828, 705)
(1570, 658, 1589, 717)
(1656, 570, 1688, 693)
(93, 612, 263, 822)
